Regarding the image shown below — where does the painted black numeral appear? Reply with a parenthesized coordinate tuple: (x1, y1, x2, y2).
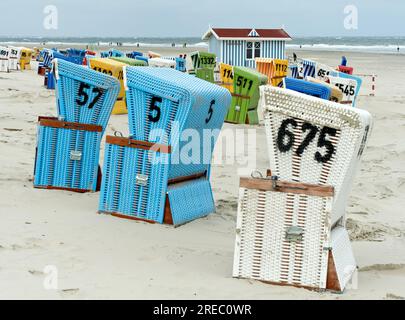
(315, 127, 337, 163)
(76, 83, 104, 109)
(296, 123, 318, 156)
(236, 76, 253, 90)
(205, 100, 215, 124)
(76, 83, 90, 106)
(88, 87, 103, 109)
(277, 119, 298, 153)
(149, 96, 162, 123)
(277, 118, 337, 164)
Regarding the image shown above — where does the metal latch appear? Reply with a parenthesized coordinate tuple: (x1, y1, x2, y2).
(70, 151, 82, 161)
(235, 105, 241, 112)
(286, 226, 304, 242)
(136, 174, 149, 187)
(271, 176, 279, 189)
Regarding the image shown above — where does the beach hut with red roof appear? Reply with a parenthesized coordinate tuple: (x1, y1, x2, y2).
(202, 26, 292, 68)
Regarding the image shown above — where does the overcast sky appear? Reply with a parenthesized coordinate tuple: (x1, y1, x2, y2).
(1, 0, 404, 37)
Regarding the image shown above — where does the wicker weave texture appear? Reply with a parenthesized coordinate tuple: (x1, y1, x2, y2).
(262, 86, 373, 224)
(233, 186, 332, 289)
(34, 125, 102, 191)
(168, 178, 215, 226)
(124, 67, 231, 179)
(285, 77, 331, 100)
(54, 59, 120, 131)
(99, 141, 170, 223)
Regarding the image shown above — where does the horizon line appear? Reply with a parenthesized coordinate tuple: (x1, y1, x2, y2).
(1, 35, 405, 39)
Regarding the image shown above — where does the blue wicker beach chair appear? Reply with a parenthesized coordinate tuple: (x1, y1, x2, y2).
(46, 69, 56, 89)
(284, 77, 331, 100)
(99, 136, 172, 223)
(37, 49, 52, 75)
(135, 56, 149, 64)
(110, 49, 124, 58)
(44, 51, 80, 90)
(54, 59, 120, 130)
(127, 51, 143, 59)
(289, 65, 299, 79)
(34, 63, 119, 193)
(67, 48, 86, 65)
(99, 67, 232, 226)
(302, 59, 317, 78)
(34, 117, 104, 192)
(176, 57, 186, 72)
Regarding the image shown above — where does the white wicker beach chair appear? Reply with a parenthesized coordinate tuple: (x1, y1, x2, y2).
(0, 46, 10, 72)
(315, 62, 335, 82)
(8, 46, 21, 70)
(328, 75, 358, 106)
(148, 58, 176, 68)
(233, 86, 372, 292)
(262, 86, 372, 225)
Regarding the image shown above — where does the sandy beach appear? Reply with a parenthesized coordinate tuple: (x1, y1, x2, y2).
(0, 47, 405, 300)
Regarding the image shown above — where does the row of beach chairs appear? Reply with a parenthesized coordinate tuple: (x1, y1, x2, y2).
(0, 46, 35, 72)
(32, 49, 372, 293)
(34, 58, 231, 226)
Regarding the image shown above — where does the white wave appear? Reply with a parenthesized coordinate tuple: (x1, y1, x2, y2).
(0, 40, 209, 49)
(287, 43, 405, 53)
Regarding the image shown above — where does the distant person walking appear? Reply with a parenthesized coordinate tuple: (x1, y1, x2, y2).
(293, 52, 297, 62)
(398, 46, 400, 53)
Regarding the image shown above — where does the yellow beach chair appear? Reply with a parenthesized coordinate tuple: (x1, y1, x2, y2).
(89, 58, 128, 115)
(20, 48, 34, 70)
(256, 58, 288, 87)
(219, 63, 234, 93)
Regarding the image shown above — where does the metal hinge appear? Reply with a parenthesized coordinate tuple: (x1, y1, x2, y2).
(136, 174, 149, 187)
(70, 150, 82, 161)
(286, 226, 304, 243)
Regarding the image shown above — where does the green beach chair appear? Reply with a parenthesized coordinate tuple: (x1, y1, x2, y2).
(190, 51, 216, 83)
(195, 68, 215, 83)
(226, 67, 268, 125)
(110, 56, 148, 66)
(190, 51, 216, 69)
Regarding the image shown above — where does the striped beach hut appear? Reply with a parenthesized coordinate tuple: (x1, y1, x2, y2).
(202, 27, 292, 68)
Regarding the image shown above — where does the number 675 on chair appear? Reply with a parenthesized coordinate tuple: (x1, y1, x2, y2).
(233, 86, 373, 292)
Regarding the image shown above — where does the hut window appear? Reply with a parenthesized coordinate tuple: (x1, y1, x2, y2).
(255, 42, 261, 57)
(247, 41, 261, 59)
